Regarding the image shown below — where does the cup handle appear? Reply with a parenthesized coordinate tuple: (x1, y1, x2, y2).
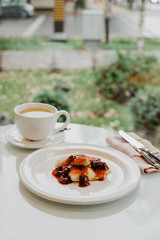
(54, 110, 70, 132)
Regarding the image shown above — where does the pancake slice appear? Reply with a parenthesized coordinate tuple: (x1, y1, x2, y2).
(58, 154, 98, 167)
(52, 154, 111, 187)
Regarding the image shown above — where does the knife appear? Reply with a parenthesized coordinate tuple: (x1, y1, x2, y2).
(119, 130, 160, 169)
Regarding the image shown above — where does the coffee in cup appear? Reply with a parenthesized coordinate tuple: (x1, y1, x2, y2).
(14, 103, 70, 141)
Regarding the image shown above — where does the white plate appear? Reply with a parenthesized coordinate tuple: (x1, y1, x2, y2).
(5, 125, 65, 149)
(19, 143, 141, 205)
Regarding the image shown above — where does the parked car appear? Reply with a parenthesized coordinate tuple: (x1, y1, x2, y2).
(150, 0, 160, 3)
(0, 1, 34, 18)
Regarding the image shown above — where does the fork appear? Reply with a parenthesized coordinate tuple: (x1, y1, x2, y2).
(114, 132, 160, 170)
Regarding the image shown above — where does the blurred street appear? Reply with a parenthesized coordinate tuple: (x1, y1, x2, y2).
(0, 3, 160, 38)
(112, 4, 160, 38)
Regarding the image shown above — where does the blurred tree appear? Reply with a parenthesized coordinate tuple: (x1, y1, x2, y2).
(126, 0, 134, 9)
(104, 0, 111, 43)
(137, 0, 146, 51)
(0, 51, 1, 71)
(9, 0, 21, 2)
(75, 0, 86, 11)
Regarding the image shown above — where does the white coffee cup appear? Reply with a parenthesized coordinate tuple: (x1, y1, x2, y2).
(14, 102, 70, 141)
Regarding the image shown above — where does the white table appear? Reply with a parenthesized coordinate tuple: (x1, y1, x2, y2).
(0, 123, 160, 240)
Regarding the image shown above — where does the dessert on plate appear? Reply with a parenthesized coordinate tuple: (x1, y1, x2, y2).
(52, 154, 111, 187)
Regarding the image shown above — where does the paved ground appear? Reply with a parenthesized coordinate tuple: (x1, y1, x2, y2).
(112, 4, 160, 38)
(0, 3, 159, 38)
(2, 49, 160, 70)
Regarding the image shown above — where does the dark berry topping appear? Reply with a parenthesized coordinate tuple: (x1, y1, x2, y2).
(59, 176, 71, 184)
(91, 159, 108, 171)
(79, 174, 90, 187)
(62, 166, 70, 176)
(75, 165, 85, 170)
(54, 167, 63, 177)
(67, 155, 76, 164)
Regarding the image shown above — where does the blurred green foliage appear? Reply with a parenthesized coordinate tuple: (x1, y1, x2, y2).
(101, 37, 160, 50)
(0, 37, 160, 51)
(0, 69, 133, 131)
(130, 86, 160, 130)
(95, 52, 159, 103)
(32, 89, 69, 121)
(0, 37, 84, 51)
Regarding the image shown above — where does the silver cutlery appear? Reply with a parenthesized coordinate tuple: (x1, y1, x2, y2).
(119, 130, 160, 169)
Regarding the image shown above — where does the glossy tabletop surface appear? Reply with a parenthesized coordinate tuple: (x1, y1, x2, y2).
(0, 123, 160, 240)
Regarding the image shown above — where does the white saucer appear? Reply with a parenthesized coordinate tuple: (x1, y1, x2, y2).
(5, 125, 66, 149)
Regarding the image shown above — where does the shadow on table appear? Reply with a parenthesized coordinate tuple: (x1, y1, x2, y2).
(5, 142, 33, 168)
(19, 182, 139, 219)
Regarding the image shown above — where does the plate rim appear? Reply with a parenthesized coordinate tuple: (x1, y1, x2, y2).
(19, 143, 141, 205)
